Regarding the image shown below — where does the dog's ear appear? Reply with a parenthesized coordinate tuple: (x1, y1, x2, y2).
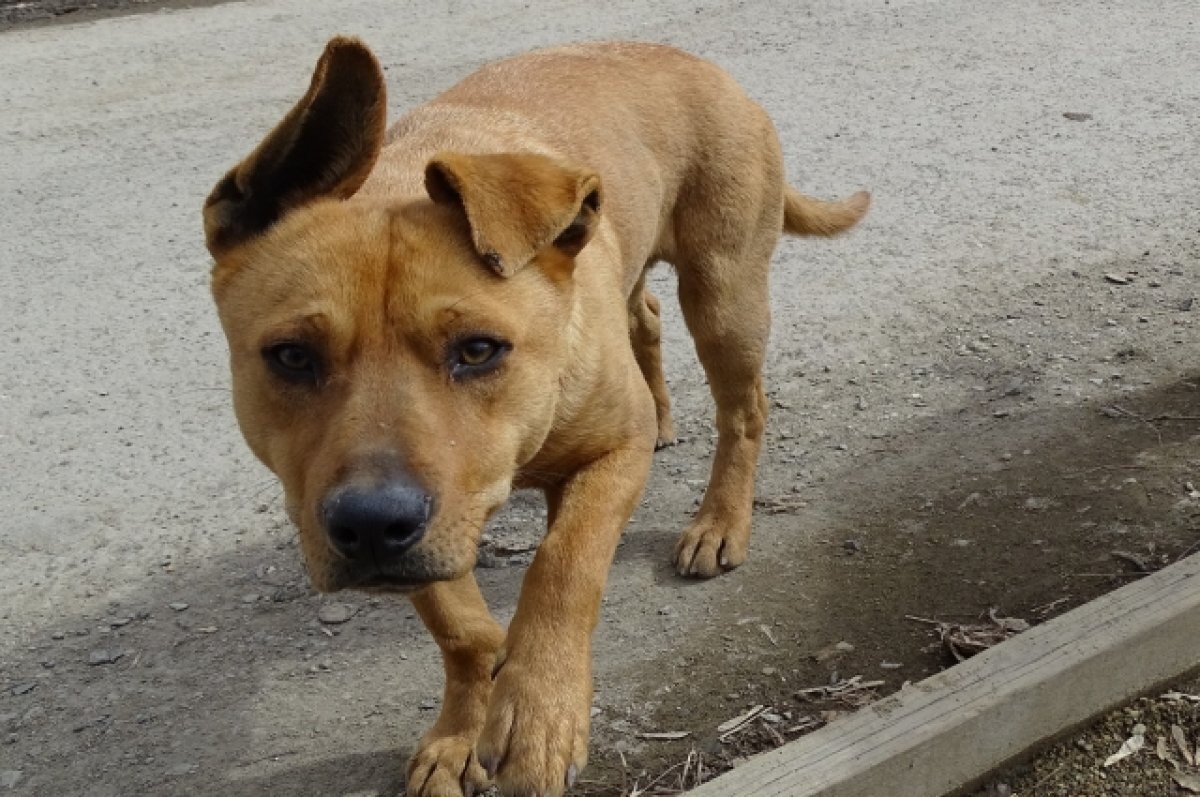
(203, 37, 387, 255)
(424, 152, 603, 277)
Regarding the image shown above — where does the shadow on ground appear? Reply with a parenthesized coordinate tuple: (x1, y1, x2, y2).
(579, 373, 1200, 794)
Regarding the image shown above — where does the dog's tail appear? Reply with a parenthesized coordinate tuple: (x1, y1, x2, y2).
(782, 187, 870, 237)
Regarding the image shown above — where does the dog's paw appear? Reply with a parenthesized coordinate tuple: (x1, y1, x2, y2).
(673, 515, 748, 578)
(476, 653, 589, 796)
(408, 733, 489, 797)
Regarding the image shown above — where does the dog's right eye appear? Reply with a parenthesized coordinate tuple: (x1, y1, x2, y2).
(264, 343, 320, 384)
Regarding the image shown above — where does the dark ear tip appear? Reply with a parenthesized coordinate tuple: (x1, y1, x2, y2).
(323, 35, 370, 56)
(319, 36, 383, 79)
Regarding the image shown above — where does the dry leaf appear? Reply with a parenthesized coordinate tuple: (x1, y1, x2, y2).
(1172, 771, 1200, 794)
(1103, 728, 1145, 767)
(1174, 724, 1196, 767)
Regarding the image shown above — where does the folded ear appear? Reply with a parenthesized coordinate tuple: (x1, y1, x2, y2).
(203, 37, 387, 255)
(424, 152, 603, 276)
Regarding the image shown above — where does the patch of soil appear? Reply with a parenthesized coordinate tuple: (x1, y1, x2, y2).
(975, 674, 1200, 797)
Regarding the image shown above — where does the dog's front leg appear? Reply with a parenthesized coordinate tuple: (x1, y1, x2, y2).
(407, 574, 505, 797)
(477, 444, 652, 796)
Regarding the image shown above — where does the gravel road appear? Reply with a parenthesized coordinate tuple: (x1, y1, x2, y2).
(1, 1, 1198, 795)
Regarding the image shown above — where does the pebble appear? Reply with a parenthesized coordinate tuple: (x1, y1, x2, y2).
(88, 649, 124, 666)
(318, 603, 356, 625)
(418, 699, 438, 711)
(240, 593, 259, 604)
(10, 684, 35, 696)
(169, 602, 189, 612)
(50, 631, 64, 640)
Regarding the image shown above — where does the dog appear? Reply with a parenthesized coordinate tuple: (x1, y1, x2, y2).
(204, 37, 868, 797)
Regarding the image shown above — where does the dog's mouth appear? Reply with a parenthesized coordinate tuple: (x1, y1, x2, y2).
(342, 569, 429, 593)
(317, 547, 470, 594)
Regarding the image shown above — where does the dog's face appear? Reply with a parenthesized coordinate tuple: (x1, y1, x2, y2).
(205, 39, 601, 592)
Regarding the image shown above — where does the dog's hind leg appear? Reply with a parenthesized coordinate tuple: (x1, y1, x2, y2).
(628, 273, 676, 449)
(670, 125, 783, 577)
(407, 575, 504, 797)
(671, 246, 772, 577)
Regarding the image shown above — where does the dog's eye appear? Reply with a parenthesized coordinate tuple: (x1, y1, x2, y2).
(450, 336, 508, 378)
(264, 343, 319, 383)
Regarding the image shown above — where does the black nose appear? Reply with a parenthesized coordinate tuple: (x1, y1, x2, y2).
(322, 484, 432, 563)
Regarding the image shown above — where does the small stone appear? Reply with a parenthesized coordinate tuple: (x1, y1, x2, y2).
(880, 661, 903, 670)
(317, 603, 356, 625)
(761, 667, 778, 676)
(240, 593, 259, 604)
(855, 396, 868, 411)
(1103, 273, 1130, 285)
(50, 631, 65, 640)
(10, 684, 35, 696)
(1063, 111, 1093, 122)
(88, 649, 124, 666)
(168, 602, 189, 612)
(843, 539, 864, 553)
(418, 699, 438, 711)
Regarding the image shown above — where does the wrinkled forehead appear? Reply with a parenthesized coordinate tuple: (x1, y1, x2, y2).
(213, 200, 544, 344)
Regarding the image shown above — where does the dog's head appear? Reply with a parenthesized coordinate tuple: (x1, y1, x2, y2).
(204, 38, 603, 592)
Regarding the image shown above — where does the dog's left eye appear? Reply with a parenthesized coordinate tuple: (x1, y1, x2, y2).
(450, 336, 508, 378)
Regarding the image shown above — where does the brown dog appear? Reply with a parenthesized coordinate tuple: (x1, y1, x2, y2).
(204, 38, 867, 797)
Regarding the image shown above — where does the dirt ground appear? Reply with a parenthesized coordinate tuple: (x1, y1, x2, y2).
(2, 1, 1199, 796)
